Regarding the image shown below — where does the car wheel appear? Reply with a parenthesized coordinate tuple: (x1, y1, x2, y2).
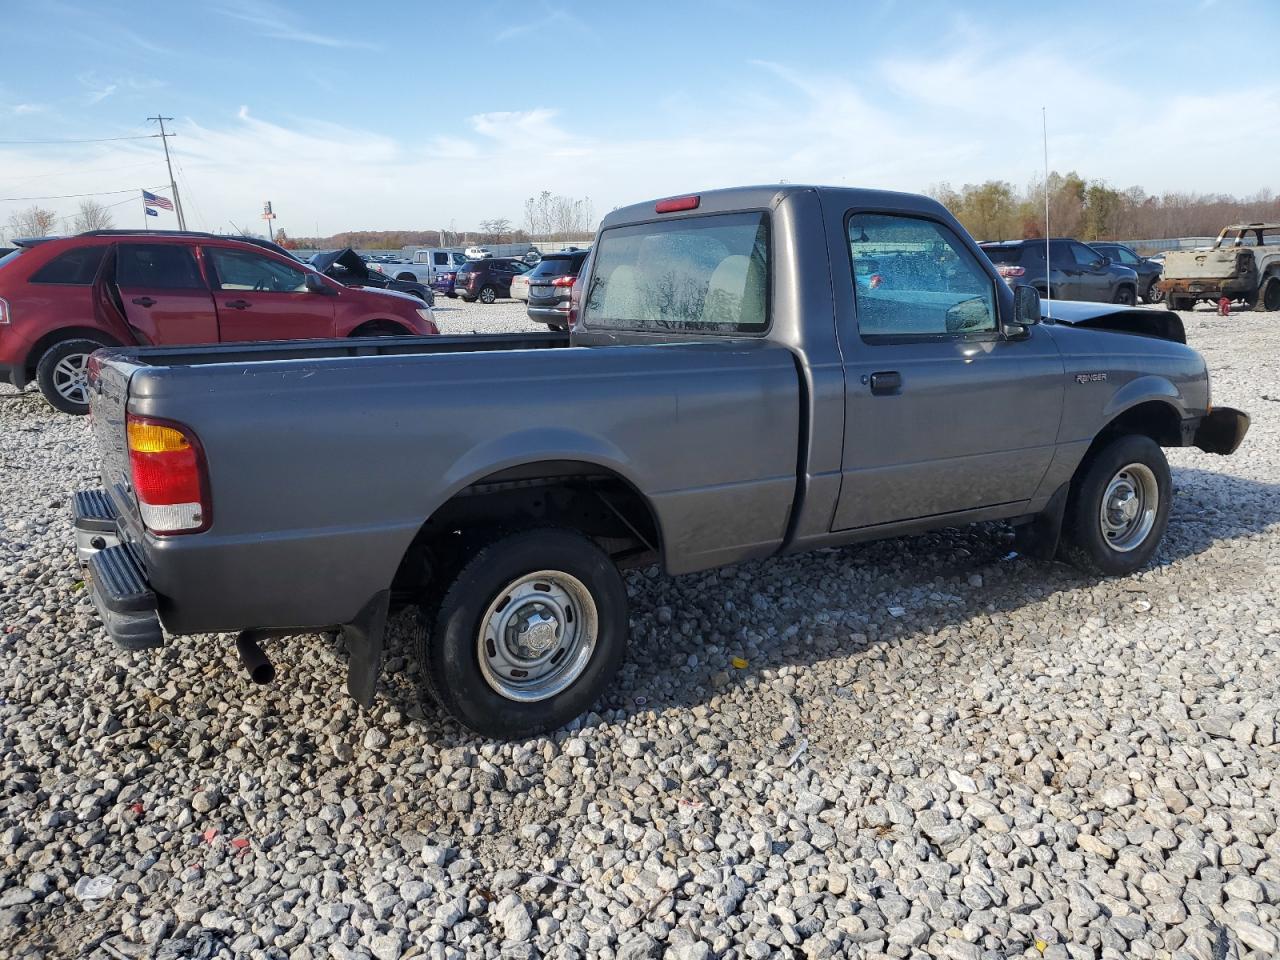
(1060, 434, 1171, 577)
(416, 528, 628, 739)
(1144, 280, 1165, 304)
(479, 286, 497, 304)
(1112, 286, 1136, 306)
(35, 337, 111, 415)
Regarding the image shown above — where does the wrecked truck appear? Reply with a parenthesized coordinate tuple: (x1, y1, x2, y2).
(1161, 222, 1280, 311)
(74, 184, 1249, 738)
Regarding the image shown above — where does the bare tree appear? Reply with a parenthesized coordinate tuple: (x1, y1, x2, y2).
(5, 205, 58, 242)
(72, 198, 114, 233)
(523, 191, 594, 240)
(478, 218, 512, 243)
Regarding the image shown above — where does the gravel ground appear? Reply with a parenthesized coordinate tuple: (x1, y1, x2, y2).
(1, 300, 1278, 960)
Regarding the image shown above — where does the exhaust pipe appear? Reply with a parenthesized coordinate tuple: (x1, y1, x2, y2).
(235, 631, 276, 685)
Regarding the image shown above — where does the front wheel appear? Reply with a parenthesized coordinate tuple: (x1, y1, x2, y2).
(416, 528, 628, 739)
(1112, 286, 1137, 306)
(1060, 434, 1171, 576)
(478, 286, 497, 304)
(1145, 280, 1165, 304)
(35, 338, 111, 415)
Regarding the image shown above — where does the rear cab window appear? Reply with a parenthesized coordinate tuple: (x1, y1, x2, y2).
(582, 212, 769, 334)
(29, 245, 108, 285)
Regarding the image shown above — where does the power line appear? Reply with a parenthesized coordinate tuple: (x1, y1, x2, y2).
(0, 135, 161, 145)
(0, 184, 171, 202)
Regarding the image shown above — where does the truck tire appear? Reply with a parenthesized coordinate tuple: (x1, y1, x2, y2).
(1144, 279, 1164, 304)
(1166, 296, 1187, 312)
(1260, 277, 1280, 312)
(1060, 434, 1171, 577)
(416, 528, 628, 739)
(478, 285, 497, 304)
(1112, 286, 1136, 306)
(35, 337, 111, 415)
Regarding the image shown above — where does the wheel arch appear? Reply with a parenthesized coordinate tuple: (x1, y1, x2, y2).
(348, 319, 411, 337)
(22, 326, 122, 385)
(391, 449, 667, 602)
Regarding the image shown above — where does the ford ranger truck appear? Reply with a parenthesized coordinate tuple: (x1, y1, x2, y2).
(1160, 222, 1280, 311)
(73, 185, 1249, 739)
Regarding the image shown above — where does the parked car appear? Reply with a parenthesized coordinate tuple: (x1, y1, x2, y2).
(378, 248, 468, 285)
(0, 229, 437, 414)
(1160, 223, 1280, 311)
(310, 248, 434, 305)
(432, 269, 460, 299)
(464, 246, 493, 260)
(980, 239, 1140, 304)
(526, 249, 590, 330)
(72, 185, 1247, 738)
(454, 258, 529, 303)
(510, 270, 531, 302)
(1090, 242, 1164, 303)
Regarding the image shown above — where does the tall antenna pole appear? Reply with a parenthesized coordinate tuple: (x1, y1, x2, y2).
(1042, 106, 1052, 320)
(147, 115, 187, 230)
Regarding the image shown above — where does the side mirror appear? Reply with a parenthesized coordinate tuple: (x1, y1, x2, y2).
(1100, 255, 1111, 266)
(1011, 284, 1042, 331)
(304, 273, 328, 294)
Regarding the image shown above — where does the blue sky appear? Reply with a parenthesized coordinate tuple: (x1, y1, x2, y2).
(2, 0, 1278, 236)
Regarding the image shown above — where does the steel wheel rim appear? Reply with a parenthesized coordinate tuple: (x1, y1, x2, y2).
(1099, 462, 1159, 552)
(477, 570, 598, 702)
(52, 353, 91, 403)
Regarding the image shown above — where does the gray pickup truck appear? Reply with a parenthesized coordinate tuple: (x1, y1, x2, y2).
(75, 185, 1248, 738)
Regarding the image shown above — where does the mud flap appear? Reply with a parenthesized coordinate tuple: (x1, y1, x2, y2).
(1193, 407, 1250, 456)
(1014, 483, 1070, 561)
(343, 590, 390, 708)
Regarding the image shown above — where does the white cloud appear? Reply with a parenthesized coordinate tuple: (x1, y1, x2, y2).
(214, 0, 378, 49)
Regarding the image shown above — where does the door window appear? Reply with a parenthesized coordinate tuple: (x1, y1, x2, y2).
(847, 213, 997, 338)
(207, 248, 308, 292)
(1071, 243, 1102, 267)
(116, 244, 205, 289)
(433, 252, 449, 265)
(1050, 242, 1074, 267)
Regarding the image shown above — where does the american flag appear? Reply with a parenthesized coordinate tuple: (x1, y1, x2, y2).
(142, 189, 174, 211)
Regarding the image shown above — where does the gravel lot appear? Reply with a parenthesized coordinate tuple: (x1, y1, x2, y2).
(1, 299, 1277, 960)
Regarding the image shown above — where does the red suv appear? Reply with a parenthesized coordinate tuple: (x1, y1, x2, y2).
(0, 230, 439, 413)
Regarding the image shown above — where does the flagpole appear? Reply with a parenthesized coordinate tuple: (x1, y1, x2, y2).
(142, 190, 148, 231)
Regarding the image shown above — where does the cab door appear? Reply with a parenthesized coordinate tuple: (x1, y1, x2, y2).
(204, 245, 335, 342)
(1069, 242, 1112, 300)
(833, 210, 1064, 530)
(113, 243, 218, 344)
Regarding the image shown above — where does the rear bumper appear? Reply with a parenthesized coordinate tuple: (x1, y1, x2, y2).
(527, 304, 570, 322)
(73, 490, 164, 650)
(1161, 277, 1254, 299)
(1192, 406, 1250, 455)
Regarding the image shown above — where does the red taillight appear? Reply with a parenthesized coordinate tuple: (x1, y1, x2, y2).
(0, 297, 9, 324)
(126, 414, 210, 534)
(869, 274, 883, 289)
(552, 274, 576, 287)
(655, 195, 700, 213)
(997, 265, 1026, 279)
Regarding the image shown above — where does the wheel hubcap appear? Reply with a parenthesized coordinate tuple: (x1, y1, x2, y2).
(478, 570, 598, 702)
(52, 353, 91, 404)
(1099, 462, 1159, 552)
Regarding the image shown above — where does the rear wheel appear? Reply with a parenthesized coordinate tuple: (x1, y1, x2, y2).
(416, 528, 628, 739)
(35, 337, 111, 415)
(1166, 296, 1188, 312)
(1112, 286, 1137, 306)
(1060, 434, 1171, 576)
(1261, 278, 1280, 312)
(478, 286, 497, 304)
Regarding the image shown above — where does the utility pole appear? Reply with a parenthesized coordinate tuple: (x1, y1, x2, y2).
(147, 114, 187, 230)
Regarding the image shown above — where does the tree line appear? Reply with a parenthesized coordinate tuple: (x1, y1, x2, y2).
(930, 173, 1280, 243)
(4, 199, 115, 243)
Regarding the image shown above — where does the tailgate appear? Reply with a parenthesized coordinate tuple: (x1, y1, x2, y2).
(88, 356, 141, 528)
(1164, 249, 1241, 280)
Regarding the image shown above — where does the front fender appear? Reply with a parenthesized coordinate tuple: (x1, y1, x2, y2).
(1102, 374, 1191, 421)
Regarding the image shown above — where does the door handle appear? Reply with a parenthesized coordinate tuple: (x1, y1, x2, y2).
(869, 371, 902, 395)
(130, 296, 156, 307)
(224, 299, 251, 309)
